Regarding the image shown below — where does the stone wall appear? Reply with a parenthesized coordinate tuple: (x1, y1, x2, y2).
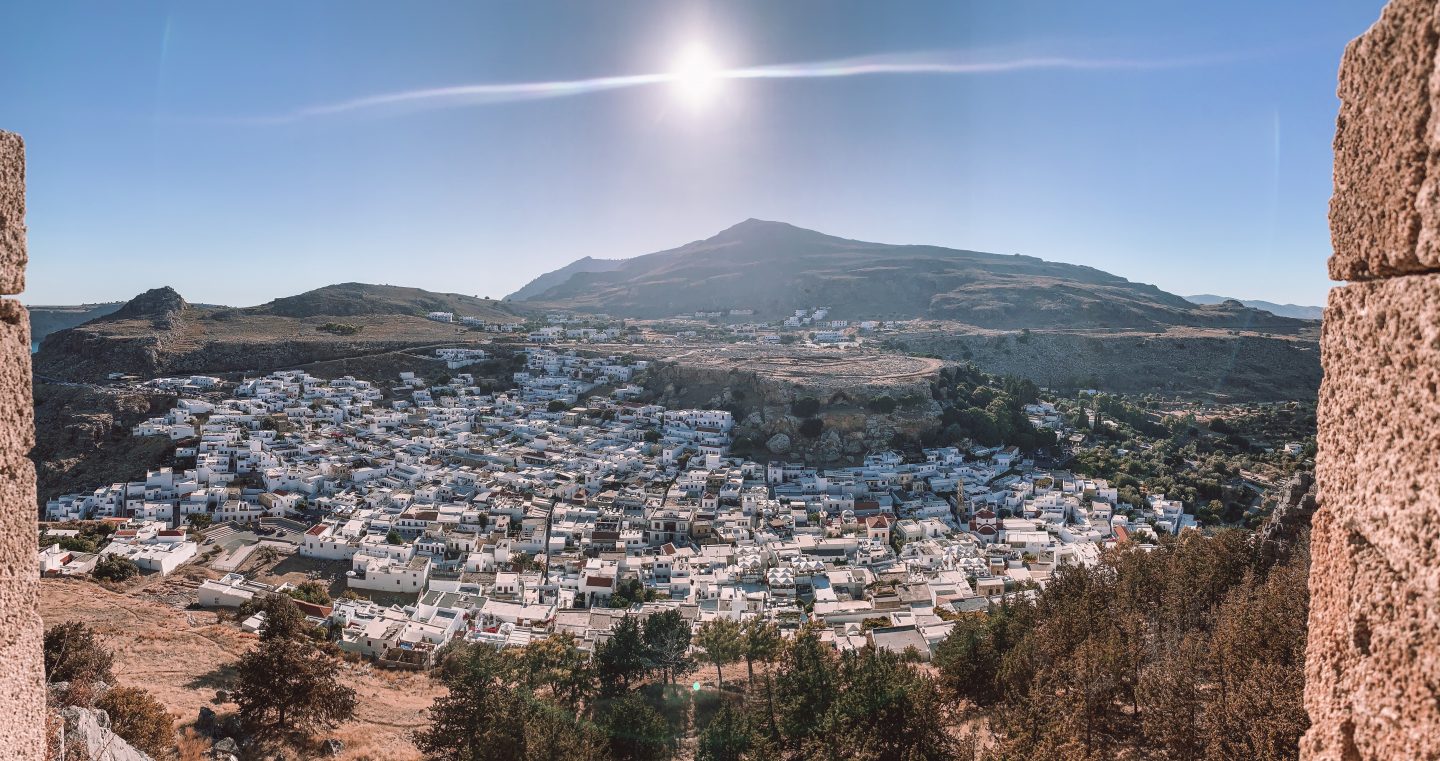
(1307, 2, 1440, 758)
(0, 131, 45, 759)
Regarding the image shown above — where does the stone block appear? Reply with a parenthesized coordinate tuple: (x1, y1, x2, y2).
(1329, 0, 1440, 280)
(0, 131, 23, 295)
(0, 462, 36, 575)
(0, 609, 47, 760)
(1303, 510, 1440, 760)
(1307, 273, 1440, 759)
(1318, 275, 1440, 572)
(0, 299, 32, 467)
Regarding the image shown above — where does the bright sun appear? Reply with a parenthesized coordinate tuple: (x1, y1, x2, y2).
(671, 43, 723, 109)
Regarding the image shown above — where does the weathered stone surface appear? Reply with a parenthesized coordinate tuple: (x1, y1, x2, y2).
(0, 132, 23, 294)
(765, 433, 791, 454)
(1330, 0, 1440, 280)
(0, 609, 46, 760)
(1305, 274, 1440, 759)
(0, 127, 37, 761)
(0, 466, 37, 573)
(0, 300, 32, 469)
(58, 706, 154, 761)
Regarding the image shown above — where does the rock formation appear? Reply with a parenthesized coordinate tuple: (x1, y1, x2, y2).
(1306, 1, 1440, 757)
(55, 706, 154, 761)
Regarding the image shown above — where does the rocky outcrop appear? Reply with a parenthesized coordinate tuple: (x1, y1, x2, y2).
(106, 286, 188, 322)
(56, 706, 153, 761)
(1306, 2, 1440, 758)
(641, 360, 941, 465)
(31, 384, 178, 507)
(0, 130, 45, 761)
(1256, 471, 1316, 568)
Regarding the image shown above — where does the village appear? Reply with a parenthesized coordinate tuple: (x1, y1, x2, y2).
(39, 345, 1198, 672)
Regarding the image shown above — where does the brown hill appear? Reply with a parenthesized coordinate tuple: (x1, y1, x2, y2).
(32, 283, 529, 382)
(511, 219, 1311, 331)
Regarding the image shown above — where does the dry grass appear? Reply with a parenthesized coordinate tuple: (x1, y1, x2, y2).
(39, 578, 442, 761)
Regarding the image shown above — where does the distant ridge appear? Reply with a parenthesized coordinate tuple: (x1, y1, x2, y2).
(508, 257, 624, 302)
(509, 218, 1314, 331)
(1185, 294, 1323, 321)
(32, 282, 531, 382)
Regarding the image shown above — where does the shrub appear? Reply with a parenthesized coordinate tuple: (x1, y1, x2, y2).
(798, 418, 824, 438)
(318, 322, 361, 336)
(43, 622, 115, 686)
(284, 580, 333, 606)
(96, 687, 175, 758)
(866, 395, 897, 414)
(791, 397, 821, 418)
(92, 554, 139, 582)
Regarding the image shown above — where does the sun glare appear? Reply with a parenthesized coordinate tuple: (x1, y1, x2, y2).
(671, 43, 724, 109)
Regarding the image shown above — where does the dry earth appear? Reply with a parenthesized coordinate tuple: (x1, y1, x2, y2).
(38, 577, 441, 761)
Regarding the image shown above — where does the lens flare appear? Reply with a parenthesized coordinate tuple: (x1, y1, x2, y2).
(671, 43, 723, 109)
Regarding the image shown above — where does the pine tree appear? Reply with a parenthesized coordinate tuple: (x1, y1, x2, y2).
(595, 615, 650, 694)
(230, 595, 355, 734)
(694, 618, 743, 689)
(642, 609, 693, 687)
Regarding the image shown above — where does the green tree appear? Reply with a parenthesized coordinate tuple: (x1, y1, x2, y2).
(595, 615, 650, 694)
(92, 553, 139, 582)
(599, 693, 671, 761)
(791, 398, 821, 417)
(643, 609, 693, 687)
(284, 579, 333, 606)
(417, 643, 523, 760)
(797, 417, 824, 438)
(518, 632, 597, 710)
(773, 628, 838, 750)
(740, 619, 781, 687)
(230, 595, 355, 734)
(694, 618, 743, 689)
(697, 703, 754, 761)
(387, 528, 403, 545)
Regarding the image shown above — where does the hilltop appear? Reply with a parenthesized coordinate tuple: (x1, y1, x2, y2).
(1186, 294, 1324, 321)
(510, 219, 1313, 331)
(32, 283, 527, 382)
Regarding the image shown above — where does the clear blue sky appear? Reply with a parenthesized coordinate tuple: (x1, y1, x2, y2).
(0, 1, 1386, 307)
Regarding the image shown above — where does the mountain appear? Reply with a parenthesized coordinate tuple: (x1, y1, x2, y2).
(510, 219, 1310, 330)
(1186, 294, 1324, 321)
(508, 256, 625, 302)
(33, 283, 528, 382)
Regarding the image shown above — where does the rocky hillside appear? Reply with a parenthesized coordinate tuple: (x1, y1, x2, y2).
(510, 219, 1314, 331)
(640, 357, 944, 464)
(895, 327, 1321, 401)
(32, 284, 529, 383)
(31, 383, 178, 507)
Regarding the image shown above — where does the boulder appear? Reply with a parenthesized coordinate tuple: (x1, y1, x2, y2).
(196, 706, 217, 734)
(320, 738, 345, 755)
(59, 706, 153, 761)
(765, 433, 791, 454)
